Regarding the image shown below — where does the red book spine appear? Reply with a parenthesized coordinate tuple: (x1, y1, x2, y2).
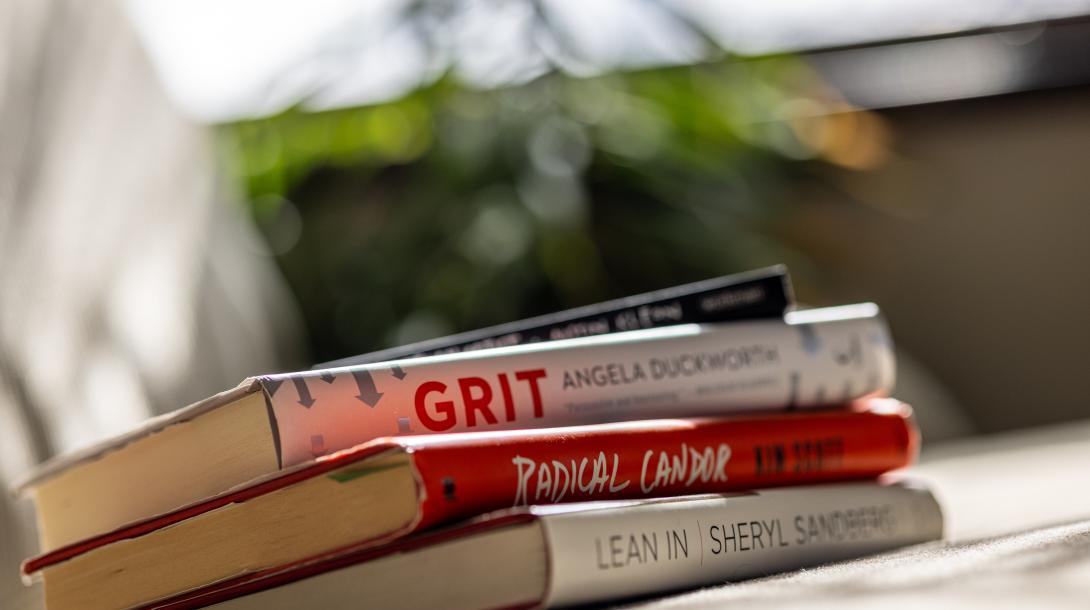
(410, 399, 916, 530)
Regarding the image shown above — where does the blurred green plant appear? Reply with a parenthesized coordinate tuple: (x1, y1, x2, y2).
(224, 56, 876, 363)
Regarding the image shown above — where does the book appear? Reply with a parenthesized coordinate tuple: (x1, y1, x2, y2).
(23, 402, 918, 610)
(19, 303, 894, 552)
(151, 481, 943, 610)
(315, 266, 794, 368)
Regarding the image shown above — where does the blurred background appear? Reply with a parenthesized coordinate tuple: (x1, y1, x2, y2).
(3, 1, 1090, 606)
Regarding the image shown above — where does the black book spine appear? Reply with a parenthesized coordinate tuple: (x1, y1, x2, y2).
(314, 265, 793, 369)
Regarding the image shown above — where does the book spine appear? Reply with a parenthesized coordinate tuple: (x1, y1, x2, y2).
(261, 303, 894, 467)
(314, 266, 792, 368)
(540, 482, 944, 607)
(408, 403, 915, 529)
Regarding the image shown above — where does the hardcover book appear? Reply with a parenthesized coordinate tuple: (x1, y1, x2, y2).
(19, 303, 894, 552)
(155, 481, 943, 610)
(23, 401, 918, 610)
(316, 265, 794, 368)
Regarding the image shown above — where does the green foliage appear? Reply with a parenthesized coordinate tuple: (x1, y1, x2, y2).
(225, 59, 826, 362)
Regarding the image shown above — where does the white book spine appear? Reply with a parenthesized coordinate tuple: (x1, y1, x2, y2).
(263, 304, 895, 467)
(540, 482, 943, 607)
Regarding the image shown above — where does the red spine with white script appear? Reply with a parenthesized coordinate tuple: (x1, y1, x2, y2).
(24, 399, 916, 578)
(407, 398, 916, 530)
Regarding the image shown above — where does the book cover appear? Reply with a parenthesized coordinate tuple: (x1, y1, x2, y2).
(316, 266, 793, 368)
(267, 303, 894, 467)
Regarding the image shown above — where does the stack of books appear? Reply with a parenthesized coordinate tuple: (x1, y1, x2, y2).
(15, 266, 943, 610)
